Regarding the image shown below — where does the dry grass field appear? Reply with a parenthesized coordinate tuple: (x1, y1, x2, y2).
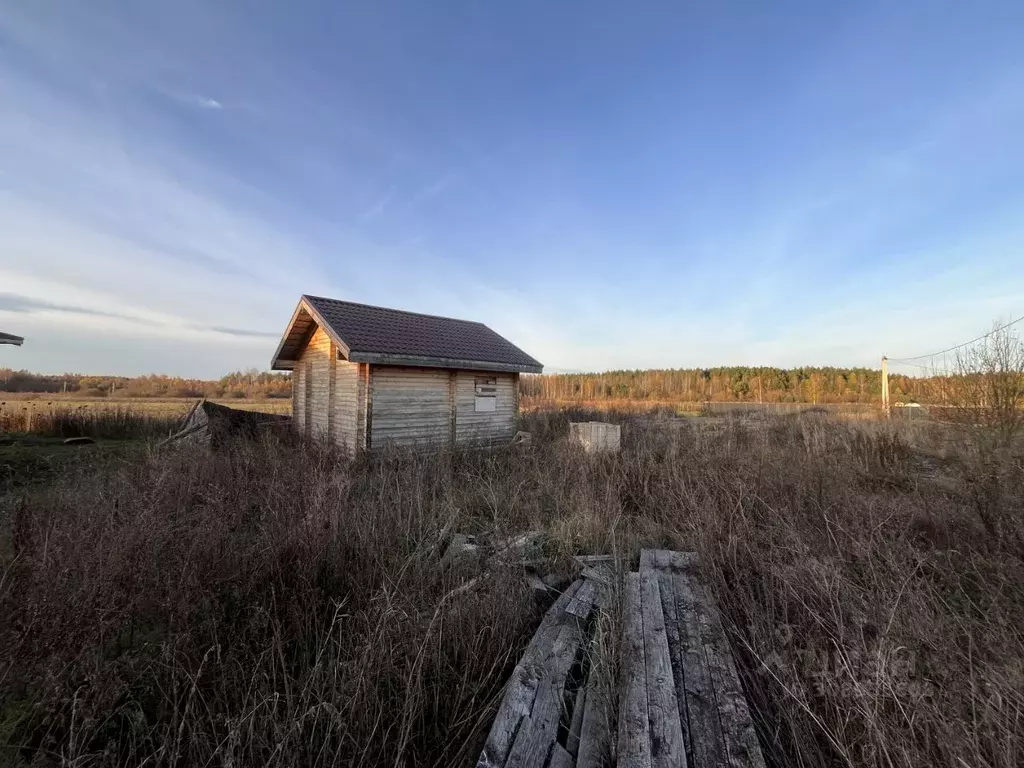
(0, 397, 290, 440)
(1, 406, 1022, 767)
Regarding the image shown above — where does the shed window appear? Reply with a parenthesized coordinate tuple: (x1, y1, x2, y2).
(475, 376, 497, 412)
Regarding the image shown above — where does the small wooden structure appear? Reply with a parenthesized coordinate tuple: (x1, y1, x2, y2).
(478, 550, 766, 768)
(271, 295, 542, 450)
(570, 422, 621, 454)
(0, 332, 24, 346)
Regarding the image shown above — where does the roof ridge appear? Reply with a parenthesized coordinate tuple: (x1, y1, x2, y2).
(303, 294, 487, 327)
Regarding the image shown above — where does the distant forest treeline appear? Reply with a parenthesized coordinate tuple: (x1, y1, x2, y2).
(522, 367, 947, 404)
(3, 366, 951, 405)
(0, 369, 291, 399)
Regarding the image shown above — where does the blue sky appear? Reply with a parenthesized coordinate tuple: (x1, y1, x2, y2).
(2, 1, 1023, 377)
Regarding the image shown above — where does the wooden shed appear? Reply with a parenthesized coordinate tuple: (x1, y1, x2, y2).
(270, 295, 543, 450)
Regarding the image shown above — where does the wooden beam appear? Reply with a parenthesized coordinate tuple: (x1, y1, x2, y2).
(566, 684, 587, 758)
(576, 653, 611, 768)
(646, 550, 766, 768)
(669, 559, 726, 768)
(617, 572, 652, 768)
(477, 582, 585, 768)
(673, 560, 766, 768)
(638, 570, 687, 768)
(505, 613, 589, 767)
(566, 580, 598, 619)
(642, 551, 694, 767)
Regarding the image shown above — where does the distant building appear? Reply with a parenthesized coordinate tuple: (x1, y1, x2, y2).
(271, 295, 542, 450)
(0, 332, 24, 346)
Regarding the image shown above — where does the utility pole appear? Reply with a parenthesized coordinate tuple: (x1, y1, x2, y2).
(881, 356, 890, 416)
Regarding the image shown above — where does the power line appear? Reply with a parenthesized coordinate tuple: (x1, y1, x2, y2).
(888, 312, 1024, 363)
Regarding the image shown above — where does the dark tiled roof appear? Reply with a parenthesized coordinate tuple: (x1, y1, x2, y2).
(0, 331, 24, 346)
(274, 295, 542, 373)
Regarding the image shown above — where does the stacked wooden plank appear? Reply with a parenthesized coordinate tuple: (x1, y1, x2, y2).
(477, 578, 608, 768)
(478, 551, 766, 768)
(622, 550, 767, 768)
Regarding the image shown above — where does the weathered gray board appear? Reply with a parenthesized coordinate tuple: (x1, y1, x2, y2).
(477, 579, 603, 768)
(637, 550, 767, 768)
(478, 551, 765, 768)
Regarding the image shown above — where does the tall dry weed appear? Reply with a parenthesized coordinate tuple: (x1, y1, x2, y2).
(1, 412, 1022, 767)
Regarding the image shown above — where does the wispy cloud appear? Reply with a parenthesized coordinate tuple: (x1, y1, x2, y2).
(0, 292, 156, 324)
(209, 326, 278, 338)
(191, 95, 223, 109)
(0, 292, 279, 340)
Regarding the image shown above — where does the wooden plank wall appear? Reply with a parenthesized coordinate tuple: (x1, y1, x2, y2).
(296, 326, 333, 441)
(293, 361, 306, 433)
(370, 366, 451, 447)
(454, 370, 517, 446)
(332, 359, 361, 450)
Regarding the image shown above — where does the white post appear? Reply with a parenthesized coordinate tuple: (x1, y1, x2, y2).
(881, 356, 890, 416)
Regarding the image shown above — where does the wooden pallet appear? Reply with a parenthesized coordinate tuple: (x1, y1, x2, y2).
(477, 551, 766, 768)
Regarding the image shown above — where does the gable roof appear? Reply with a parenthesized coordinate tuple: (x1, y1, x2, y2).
(0, 332, 24, 346)
(271, 295, 543, 374)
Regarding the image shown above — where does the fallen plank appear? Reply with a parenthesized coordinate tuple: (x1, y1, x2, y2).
(642, 550, 695, 768)
(576, 658, 611, 768)
(477, 581, 584, 768)
(664, 551, 766, 768)
(639, 570, 687, 768)
(505, 611, 591, 767)
(681, 577, 767, 767)
(617, 572, 653, 768)
(566, 685, 587, 757)
(642, 550, 727, 768)
(566, 579, 599, 618)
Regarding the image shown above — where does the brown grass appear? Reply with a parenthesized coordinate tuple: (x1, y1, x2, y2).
(1, 410, 1022, 767)
(0, 399, 290, 440)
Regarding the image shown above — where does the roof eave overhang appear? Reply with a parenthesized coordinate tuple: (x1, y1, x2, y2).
(0, 337, 24, 346)
(349, 351, 543, 374)
(270, 296, 351, 370)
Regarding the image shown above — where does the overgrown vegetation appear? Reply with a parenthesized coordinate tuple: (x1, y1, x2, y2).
(1, 410, 1022, 767)
(0, 401, 289, 442)
(0, 403, 181, 440)
(949, 321, 1024, 449)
